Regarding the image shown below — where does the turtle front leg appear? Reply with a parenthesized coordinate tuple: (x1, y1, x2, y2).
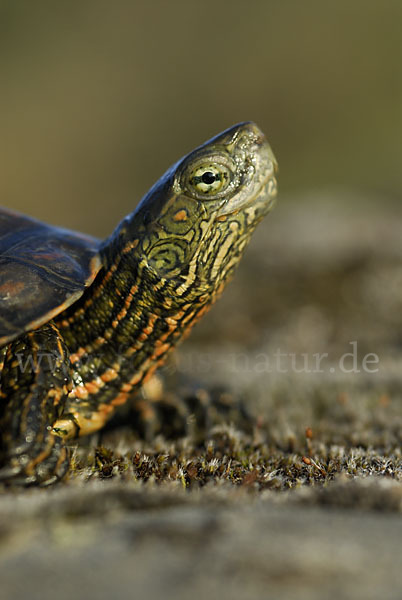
(0, 322, 71, 486)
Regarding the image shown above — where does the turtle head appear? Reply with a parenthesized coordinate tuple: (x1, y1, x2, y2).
(109, 122, 277, 303)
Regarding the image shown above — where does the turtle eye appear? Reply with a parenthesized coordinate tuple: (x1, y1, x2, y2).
(188, 164, 231, 197)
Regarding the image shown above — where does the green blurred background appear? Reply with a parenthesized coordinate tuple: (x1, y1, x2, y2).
(1, 0, 401, 236)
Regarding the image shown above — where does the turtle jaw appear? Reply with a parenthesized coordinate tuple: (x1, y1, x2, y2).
(215, 122, 278, 219)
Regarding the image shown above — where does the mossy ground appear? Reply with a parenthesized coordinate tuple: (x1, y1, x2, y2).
(1, 199, 401, 600)
(65, 198, 402, 510)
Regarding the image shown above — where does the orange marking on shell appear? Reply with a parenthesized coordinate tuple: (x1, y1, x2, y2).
(100, 368, 119, 382)
(165, 317, 177, 326)
(173, 209, 188, 221)
(0, 281, 25, 296)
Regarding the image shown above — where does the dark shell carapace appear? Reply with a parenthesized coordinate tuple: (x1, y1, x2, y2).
(0, 207, 102, 345)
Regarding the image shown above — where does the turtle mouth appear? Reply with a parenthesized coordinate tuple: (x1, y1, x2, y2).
(216, 155, 278, 219)
(214, 125, 278, 219)
(218, 171, 278, 220)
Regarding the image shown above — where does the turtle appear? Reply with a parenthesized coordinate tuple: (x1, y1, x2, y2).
(0, 122, 278, 486)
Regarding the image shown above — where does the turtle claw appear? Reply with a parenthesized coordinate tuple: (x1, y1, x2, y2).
(0, 435, 70, 487)
(0, 464, 22, 481)
(0, 462, 40, 487)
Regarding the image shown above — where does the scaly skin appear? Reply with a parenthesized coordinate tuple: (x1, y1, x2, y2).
(0, 122, 277, 485)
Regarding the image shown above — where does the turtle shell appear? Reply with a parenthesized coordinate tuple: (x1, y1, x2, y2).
(0, 207, 102, 346)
